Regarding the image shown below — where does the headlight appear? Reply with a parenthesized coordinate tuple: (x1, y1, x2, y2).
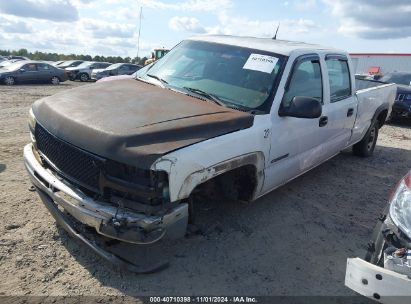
(28, 108, 36, 132)
(389, 172, 411, 239)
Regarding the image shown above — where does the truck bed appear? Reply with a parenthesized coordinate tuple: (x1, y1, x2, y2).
(355, 77, 391, 91)
(348, 79, 396, 146)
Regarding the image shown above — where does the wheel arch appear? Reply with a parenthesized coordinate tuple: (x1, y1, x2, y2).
(372, 103, 389, 128)
(176, 152, 265, 202)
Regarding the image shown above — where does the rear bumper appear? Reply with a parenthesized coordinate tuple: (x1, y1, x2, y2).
(23, 143, 188, 270)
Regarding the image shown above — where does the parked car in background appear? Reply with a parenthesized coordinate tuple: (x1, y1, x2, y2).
(96, 64, 151, 83)
(0, 58, 27, 68)
(66, 61, 112, 82)
(8, 55, 30, 60)
(380, 72, 411, 119)
(0, 56, 6, 63)
(91, 63, 142, 80)
(53, 61, 65, 67)
(346, 169, 411, 302)
(56, 60, 84, 69)
(0, 61, 67, 85)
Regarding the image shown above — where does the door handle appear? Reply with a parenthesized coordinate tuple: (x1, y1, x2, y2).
(319, 116, 328, 127)
(347, 108, 354, 117)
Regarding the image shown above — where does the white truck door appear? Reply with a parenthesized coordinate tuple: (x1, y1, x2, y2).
(322, 54, 357, 153)
(262, 54, 331, 194)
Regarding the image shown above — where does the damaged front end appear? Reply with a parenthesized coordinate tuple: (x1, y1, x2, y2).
(345, 170, 411, 303)
(24, 119, 188, 273)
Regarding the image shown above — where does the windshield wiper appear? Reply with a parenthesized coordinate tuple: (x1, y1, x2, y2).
(146, 74, 168, 87)
(183, 87, 225, 107)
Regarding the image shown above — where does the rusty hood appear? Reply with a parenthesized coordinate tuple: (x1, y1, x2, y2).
(32, 79, 254, 169)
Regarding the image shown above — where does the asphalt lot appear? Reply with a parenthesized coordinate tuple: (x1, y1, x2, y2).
(0, 81, 410, 297)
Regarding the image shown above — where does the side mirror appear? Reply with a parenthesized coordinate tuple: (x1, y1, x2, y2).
(279, 96, 322, 119)
(19, 68, 25, 73)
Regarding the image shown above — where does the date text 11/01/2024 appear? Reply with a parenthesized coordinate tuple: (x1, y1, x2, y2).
(149, 297, 258, 303)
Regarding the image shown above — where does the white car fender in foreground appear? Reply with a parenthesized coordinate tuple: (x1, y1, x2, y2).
(345, 258, 411, 303)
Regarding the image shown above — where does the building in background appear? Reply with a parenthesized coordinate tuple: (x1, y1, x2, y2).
(350, 53, 411, 76)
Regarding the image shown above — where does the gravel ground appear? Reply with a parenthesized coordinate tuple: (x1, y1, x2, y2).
(0, 82, 410, 298)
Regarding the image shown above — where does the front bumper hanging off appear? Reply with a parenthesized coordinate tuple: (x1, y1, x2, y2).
(23, 144, 188, 272)
(345, 206, 411, 303)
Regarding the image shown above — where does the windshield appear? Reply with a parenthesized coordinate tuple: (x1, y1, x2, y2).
(59, 61, 77, 67)
(139, 40, 285, 111)
(106, 63, 122, 70)
(380, 73, 411, 86)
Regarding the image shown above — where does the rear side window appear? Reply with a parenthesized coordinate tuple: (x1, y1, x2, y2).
(37, 63, 50, 71)
(282, 57, 323, 107)
(325, 58, 351, 102)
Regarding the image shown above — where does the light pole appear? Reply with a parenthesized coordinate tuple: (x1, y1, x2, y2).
(136, 6, 142, 63)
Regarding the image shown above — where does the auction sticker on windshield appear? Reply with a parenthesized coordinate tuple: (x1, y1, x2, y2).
(243, 54, 278, 74)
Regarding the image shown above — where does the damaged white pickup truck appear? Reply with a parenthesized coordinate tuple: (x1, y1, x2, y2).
(24, 35, 396, 272)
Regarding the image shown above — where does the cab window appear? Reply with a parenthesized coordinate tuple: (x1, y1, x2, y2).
(282, 57, 323, 107)
(325, 57, 351, 102)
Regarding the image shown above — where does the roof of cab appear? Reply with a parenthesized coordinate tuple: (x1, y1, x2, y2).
(188, 35, 343, 57)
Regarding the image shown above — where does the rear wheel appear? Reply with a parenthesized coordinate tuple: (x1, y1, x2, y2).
(353, 121, 379, 157)
(51, 76, 60, 85)
(4, 76, 15, 85)
(79, 73, 89, 82)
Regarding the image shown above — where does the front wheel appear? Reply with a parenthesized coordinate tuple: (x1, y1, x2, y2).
(51, 76, 60, 85)
(4, 76, 15, 85)
(79, 73, 89, 82)
(353, 121, 379, 157)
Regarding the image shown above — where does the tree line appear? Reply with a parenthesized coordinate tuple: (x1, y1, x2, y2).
(0, 48, 148, 65)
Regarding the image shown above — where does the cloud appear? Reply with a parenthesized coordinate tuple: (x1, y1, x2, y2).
(82, 19, 135, 38)
(0, 16, 32, 33)
(71, 0, 97, 8)
(169, 16, 206, 33)
(0, 0, 78, 22)
(323, 0, 411, 39)
(294, 0, 317, 11)
(136, 0, 232, 12)
(169, 12, 317, 40)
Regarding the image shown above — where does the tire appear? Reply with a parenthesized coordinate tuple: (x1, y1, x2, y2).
(51, 76, 60, 85)
(79, 73, 89, 82)
(353, 120, 379, 157)
(4, 76, 15, 85)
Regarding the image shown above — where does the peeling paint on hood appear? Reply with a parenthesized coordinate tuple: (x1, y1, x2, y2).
(32, 79, 254, 169)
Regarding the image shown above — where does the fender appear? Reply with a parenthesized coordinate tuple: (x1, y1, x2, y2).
(153, 152, 265, 202)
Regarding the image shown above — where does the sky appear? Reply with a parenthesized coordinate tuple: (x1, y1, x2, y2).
(0, 0, 410, 58)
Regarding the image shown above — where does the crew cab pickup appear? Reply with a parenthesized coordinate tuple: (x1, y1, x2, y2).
(24, 35, 396, 272)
